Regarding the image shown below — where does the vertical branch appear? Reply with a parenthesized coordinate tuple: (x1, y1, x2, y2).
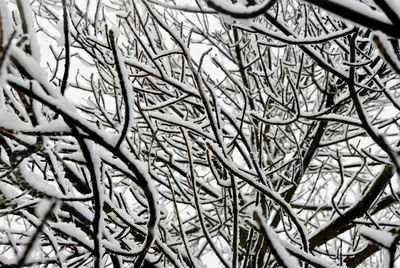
(109, 29, 131, 149)
(166, 175, 197, 267)
(230, 173, 239, 268)
(61, 0, 70, 95)
(181, 129, 230, 268)
(71, 127, 103, 268)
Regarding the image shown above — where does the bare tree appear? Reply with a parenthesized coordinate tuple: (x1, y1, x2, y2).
(1, 0, 400, 267)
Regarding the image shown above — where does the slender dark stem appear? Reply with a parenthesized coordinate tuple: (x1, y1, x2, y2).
(60, 0, 70, 95)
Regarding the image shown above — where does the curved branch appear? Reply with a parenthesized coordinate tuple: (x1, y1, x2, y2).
(205, 0, 277, 19)
(109, 30, 131, 149)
